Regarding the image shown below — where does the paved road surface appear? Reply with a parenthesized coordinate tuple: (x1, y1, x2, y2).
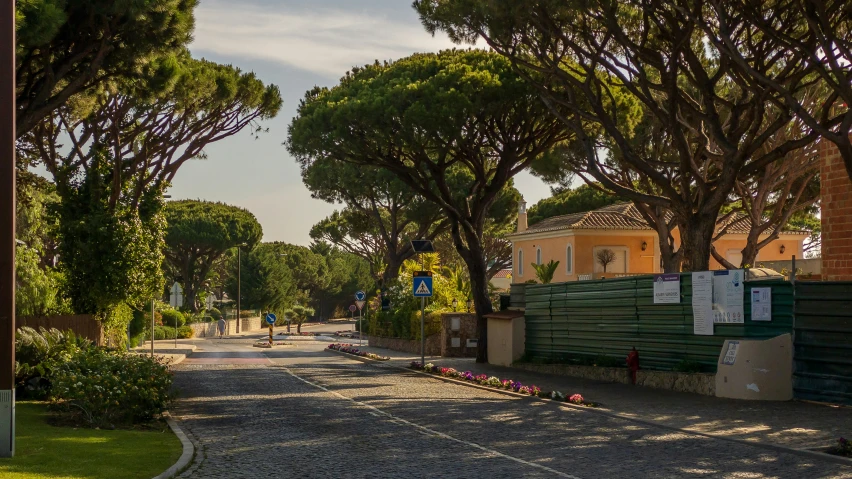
(171, 336, 852, 478)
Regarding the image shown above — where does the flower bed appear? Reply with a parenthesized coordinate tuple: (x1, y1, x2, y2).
(409, 361, 597, 407)
(253, 341, 288, 348)
(828, 437, 852, 458)
(327, 343, 390, 361)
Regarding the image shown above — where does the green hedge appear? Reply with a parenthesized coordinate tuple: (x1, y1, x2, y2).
(151, 325, 193, 340)
(160, 309, 185, 327)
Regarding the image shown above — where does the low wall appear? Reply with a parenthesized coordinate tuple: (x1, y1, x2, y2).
(512, 362, 716, 396)
(188, 316, 263, 338)
(17, 314, 103, 345)
(368, 334, 441, 356)
(440, 313, 478, 358)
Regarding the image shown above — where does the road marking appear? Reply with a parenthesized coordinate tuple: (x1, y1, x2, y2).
(282, 366, 581, 479)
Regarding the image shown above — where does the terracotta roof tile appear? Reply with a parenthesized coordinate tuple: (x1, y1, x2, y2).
(492, 269, 513, 279)
(513, 203, 811, 237)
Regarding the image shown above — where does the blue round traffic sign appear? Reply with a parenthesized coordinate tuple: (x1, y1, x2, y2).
(355, 290, 366, 301)
(265, 313, 277, 325)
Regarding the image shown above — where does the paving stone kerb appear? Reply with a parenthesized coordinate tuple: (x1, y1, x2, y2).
(170, 354, 852, 478)
(353, 343, 852, 451)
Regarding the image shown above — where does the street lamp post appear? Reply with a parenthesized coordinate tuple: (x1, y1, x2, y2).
(234, 243, 248, 335)
(1, 0, 16, 458)
(452, 299, 458, 312)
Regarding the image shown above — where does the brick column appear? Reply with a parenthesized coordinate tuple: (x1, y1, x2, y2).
(820, 140, 852, 280)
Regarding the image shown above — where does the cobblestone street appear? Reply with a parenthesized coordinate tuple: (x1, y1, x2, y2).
(169, 337, 852, 479)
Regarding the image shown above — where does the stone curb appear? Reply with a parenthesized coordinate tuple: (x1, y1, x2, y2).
(325, 349, 852, 467)
(152, 415, 195, 479)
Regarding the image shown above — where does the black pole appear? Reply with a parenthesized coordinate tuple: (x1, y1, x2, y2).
(0, 0, 16, 457)
(237, 247, 241, 334)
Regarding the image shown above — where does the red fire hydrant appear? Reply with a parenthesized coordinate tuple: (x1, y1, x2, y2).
(626, 347, 640, 385)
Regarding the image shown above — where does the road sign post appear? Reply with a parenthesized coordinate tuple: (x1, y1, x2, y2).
(355, 299, 366, 346)
(169, 283, 183, 348)
(413, 272, 433, 366)
(265, 313, 276, 346)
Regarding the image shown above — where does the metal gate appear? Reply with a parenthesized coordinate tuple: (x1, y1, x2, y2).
(793, 282, 852, 405)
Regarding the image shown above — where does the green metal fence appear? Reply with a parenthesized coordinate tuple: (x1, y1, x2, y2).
(793, 282, 852, 405)
(519, 275, 795, 372)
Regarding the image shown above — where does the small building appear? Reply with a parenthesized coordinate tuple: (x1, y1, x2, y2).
(490, 269, 513, 291)
(508, 201, 809, 284)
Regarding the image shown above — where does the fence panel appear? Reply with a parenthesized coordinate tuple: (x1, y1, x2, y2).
(16, 314, 103, 345)
(521, 274, 796, 373)
(793, 282, 852, 405)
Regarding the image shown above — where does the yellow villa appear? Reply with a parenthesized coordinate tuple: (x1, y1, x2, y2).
(508, 201, 809, 283)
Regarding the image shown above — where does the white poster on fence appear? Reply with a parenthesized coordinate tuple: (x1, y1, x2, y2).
(751, 287, 772, 321)
(713, 270, 745, 323)
(653, 274, 681, 304)
(692, 271, 714, 335)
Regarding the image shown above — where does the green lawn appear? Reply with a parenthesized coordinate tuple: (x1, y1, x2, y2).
(0, 402, 182, 479)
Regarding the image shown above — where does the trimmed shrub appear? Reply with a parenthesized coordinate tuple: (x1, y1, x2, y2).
(160, 309, 185, 328)
(15, 327, 92, 398)
(50, 349, 173, 427)
(152, 325, 193, 340)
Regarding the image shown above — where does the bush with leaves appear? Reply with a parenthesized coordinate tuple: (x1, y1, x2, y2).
(151, 325, 194, 340)
(531, 260, 560, 284)
(50, 349, 173, 427)
(206, 307, 222, 320)
(160, 309, 185, 328)
(14, 327, 93, 398)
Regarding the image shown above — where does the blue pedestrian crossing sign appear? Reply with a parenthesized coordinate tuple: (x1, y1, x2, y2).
(413, 271, 433, 297)
(265, 313, 277, 325)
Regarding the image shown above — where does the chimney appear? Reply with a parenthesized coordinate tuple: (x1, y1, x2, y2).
(517, 198, 528, 233)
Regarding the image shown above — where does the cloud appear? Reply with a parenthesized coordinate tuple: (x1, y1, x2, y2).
(191, 2, 468, 78)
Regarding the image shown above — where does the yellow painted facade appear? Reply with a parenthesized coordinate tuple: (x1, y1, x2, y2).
(511, 229, 808, 284)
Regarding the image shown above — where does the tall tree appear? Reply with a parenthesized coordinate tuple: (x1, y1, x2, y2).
(164, 200, 263, 312)
(31, 54, 281, 319)
(699, 1, 852, 180)
(289, 50, 574, 362)
(304, 160, 449, 284)
(225, 243, 293, 313)
(416, 0, 820, 271)
(15, 0, 197, 137)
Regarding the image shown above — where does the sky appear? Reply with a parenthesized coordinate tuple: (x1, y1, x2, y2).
(172, 0, 552, 245)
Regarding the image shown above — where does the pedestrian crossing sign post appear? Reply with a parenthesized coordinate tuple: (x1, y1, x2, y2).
(413, 271, 433, 367)
(413, 272, 433, 297)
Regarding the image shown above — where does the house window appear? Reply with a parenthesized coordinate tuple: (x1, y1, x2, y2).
(536, 248, 542, 265)
(518, 249, 524, 276)
(566, 244, 573, 274)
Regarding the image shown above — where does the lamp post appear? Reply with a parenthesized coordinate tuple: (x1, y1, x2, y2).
(1, 0, 16, 457)
(235, 243, 247, 334)
(466, 298, 473, 313)
(452, 299, 458, 312)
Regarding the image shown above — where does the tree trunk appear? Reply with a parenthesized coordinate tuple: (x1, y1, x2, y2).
(740, 231, 762, 269)
(382, 256, 403, 285)
(455, 234, 493, 364)
(297, 321, 302, 334)
(183, 287, 198, 313)
(679, 215, 718, 272)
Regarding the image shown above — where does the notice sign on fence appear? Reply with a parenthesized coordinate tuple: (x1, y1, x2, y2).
(751, 287, 772, 321)
(653, 274, 681, 304)
(692, 271, 714, 336)
(713, 270, 745, 323)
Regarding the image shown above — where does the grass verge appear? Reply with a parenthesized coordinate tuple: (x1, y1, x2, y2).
(0, 401, 181, 479)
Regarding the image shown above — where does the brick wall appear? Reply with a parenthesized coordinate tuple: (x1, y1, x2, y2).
(821, 140, 852, 280)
